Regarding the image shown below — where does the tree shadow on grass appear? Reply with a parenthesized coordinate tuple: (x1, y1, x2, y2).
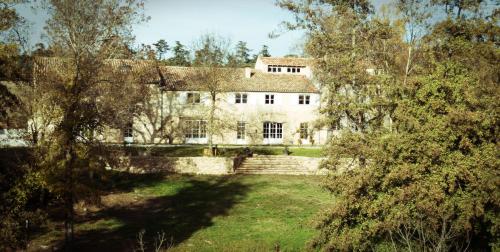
(67, 175, 249, 251)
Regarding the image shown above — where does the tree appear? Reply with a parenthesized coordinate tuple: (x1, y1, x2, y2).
(279, 0, 499, 250)
(37, 0, 147, 247)
(258, 45, 271, 57)
(168, 41, 190, 66)
(153, 39, 169, 60)
(190, 33, 237, 154)
(234, 40, 251, 66)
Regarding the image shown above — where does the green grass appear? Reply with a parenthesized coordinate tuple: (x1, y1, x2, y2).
(122, 145, 324, 158)
(32, 174, 332, 251)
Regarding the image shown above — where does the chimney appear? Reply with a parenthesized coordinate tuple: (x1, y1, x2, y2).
(244, 67, 252, 78)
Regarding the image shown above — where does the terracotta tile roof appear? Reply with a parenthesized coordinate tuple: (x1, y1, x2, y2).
(34, 57, 318, 93)
(259, 56, 313, 67)
(159, 66, 318, 93)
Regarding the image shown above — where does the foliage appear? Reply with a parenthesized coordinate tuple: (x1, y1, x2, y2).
(168, 41, 190, 66)
(190, 33, 238, 152)
(234, 40, 252, 66)
(34, 0, 148, 247)
(0, 147, 47, 250)
(279, 0, 499, 250)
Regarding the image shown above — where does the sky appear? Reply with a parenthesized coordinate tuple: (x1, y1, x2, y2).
(16, 0, 309, 57)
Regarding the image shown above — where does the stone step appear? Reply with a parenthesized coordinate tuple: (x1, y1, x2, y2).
(237, 167, 309, 171)
(236, 170, 315, 175)
(240, 163, 300, 166)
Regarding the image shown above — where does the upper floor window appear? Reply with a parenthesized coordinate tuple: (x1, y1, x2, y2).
(235, 93, 247, 104)
(265, 94, 275, 104)
(299, 94, 310, 104)
(267, 65, 281, 73)
(287, 66, 302, 73)
(187, 92, 201, 104)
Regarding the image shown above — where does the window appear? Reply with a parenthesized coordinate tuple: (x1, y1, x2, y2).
(235, 93, 247, 104)
(287, 66, 303, 73)
(123, 122, 133, 138)
(187, 92, 201, 104)
(268, 65, 281, 73)
(300, 123, 308, 139)
(299, 95, 310, 104)
(184, 120, 207, 138)
(263, 122, 283, 139)
(237, 121, 246, 139)
(265, 94, 274, 104)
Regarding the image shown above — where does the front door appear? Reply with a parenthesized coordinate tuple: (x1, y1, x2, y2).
(263, 122, 283, 144)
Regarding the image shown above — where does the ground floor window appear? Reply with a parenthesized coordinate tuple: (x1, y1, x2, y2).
(237, 121, 246, 139)
(123, 122, 133, 138)
(184, 120, 207, 138)
(263, 122, 282, 139)
(300, 122, 308, 139)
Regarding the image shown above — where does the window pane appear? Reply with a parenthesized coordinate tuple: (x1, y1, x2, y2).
(277, 123, 283, 138)
(299, 95, 304, 104)
(200, 121, 207, 138)
(300, 122, 308, 139)
(297, 68, 301, 73)
(305, 95, 310, 104)
(237, 121, 245, 139)
(263, 122, 269, 138)
(242, 94, 247, 103)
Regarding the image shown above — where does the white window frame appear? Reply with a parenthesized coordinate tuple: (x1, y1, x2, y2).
(237, 121, 246, 139)
(235, 93, 248, 104)
(263, 122, 283, 139)
(300, 122, 308, 139)
(184, 120, 207, 139)
(123, 122, 133, 138)
(299, 94, 310, 105)
(186, 92, 201, 104)
(265, 94, 275, 104)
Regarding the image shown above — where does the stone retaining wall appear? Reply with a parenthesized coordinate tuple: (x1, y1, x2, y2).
(114, 156, 234, 175)
(113, 155, 328, 175)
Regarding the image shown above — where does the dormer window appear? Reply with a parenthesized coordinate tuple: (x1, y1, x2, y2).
(287, 66, 302, 73)
(267, 65, 281, 73)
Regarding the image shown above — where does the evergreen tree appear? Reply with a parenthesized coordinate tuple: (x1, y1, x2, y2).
(168, 41, 190, 66)
(153, 39, 169, 60)
(258, 45, 271, 57)
(234, 40, 251, 66)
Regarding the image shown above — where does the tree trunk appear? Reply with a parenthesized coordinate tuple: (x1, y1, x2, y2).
(208, 92, 216, 155)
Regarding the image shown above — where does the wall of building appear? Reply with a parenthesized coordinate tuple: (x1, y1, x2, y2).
(129, 90, 329, 145)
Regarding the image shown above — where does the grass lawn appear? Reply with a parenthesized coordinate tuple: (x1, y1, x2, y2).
(31, 174, 332, 251)
(121, 145, 324, 158)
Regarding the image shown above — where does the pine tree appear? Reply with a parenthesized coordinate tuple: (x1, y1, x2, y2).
(234, 40, 251, 66)
(169, 41, 190, 66)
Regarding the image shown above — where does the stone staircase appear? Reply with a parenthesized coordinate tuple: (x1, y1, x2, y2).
(235, 155, 315, 175)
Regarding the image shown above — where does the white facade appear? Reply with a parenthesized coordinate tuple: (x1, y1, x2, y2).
(126, 56, 329, 146)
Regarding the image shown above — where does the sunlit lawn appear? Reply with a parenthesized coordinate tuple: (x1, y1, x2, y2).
(31, 174, 332, 251)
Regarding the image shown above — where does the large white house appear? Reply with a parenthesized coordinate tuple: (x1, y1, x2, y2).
(131, 56, 330, 146)
(33, 56, 331, 146)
